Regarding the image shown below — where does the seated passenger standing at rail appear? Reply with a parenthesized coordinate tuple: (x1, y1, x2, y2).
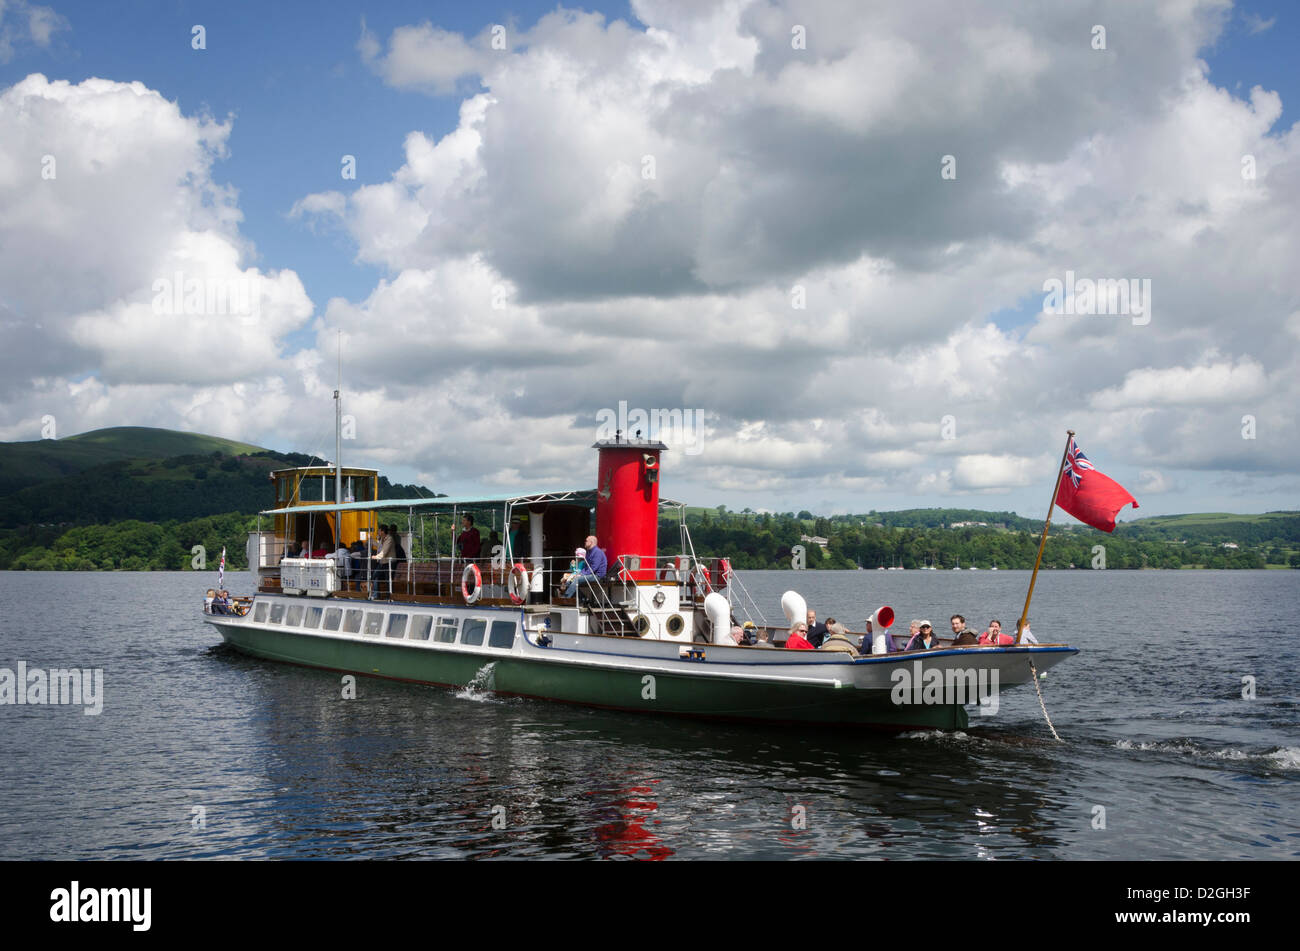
(456, 515, 481, 560)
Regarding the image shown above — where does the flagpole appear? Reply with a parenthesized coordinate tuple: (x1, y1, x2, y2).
(1015, 429, 1074, 644)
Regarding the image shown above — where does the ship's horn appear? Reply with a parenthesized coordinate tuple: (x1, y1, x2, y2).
(704, 592, 732, 645)
(780, 590, 807, 627)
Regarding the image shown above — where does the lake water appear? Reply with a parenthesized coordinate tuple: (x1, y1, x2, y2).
(0, 569, 1295, 860)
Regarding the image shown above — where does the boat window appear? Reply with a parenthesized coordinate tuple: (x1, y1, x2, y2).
(304, 606, 322, 628)
(461, 618, 487, 646)
(409, 616, 432, 641)
(386, 614, 408, 638)
(286, 604, 303, 627)
(434, 617, 458, 643)
(364, 612, 383, 637)
(488, 620, 516, 649)
(323, 608, 342, 631)
(253, 602, 268, 622)
(343, 609, 363, 634)
(269, 603, 285, 624)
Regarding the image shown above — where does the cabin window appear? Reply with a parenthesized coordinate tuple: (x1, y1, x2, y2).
(488, 620, 516, 649)
(461, 618, 487, 646)
(364, 612, 383, 637)
(286, 605, 303, 627)
(434, 617, 458, 643)
(304, 606, 322, 629)
(269, 603, 286, 624)
(342, 609, 363, 634)
(253, 602, 268, 622)
(322, 608, 342, 631)
(386, 614, 408, 638)
(298, 476, 325, 501)
(409, 616, 432, 641)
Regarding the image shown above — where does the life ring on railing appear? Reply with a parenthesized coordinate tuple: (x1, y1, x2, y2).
(689, 564, 712, 594)
(718, 558, 731, 587)
(507, 563, 529, 605)
(461, 563, 482, 604)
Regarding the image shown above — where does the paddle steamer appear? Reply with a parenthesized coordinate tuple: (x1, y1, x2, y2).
(204, 435, 1077, 730)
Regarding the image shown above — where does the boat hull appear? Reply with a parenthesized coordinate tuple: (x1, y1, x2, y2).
(207, 597, 1077, 732)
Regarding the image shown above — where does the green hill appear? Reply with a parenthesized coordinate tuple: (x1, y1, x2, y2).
(0, 426, 267, 495)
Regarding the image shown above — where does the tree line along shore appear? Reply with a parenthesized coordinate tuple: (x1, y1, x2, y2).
(2, 508, 1294, 571)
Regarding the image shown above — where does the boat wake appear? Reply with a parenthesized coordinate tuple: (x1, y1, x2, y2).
(456, 662, 498, 702)
(1114, 739, 1300, 771)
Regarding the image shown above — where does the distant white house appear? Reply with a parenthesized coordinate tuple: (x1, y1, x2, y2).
(800, 534, 829, 550)
(949, 521, 988, 528)
(1220, 542, 1239, 549)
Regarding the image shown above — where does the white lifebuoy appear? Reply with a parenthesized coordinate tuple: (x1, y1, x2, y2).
(462, 563, 482, 604)
(507, 563, 529, 605)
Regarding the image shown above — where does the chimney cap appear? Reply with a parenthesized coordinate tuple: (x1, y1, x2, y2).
(592, 437, 669, 450)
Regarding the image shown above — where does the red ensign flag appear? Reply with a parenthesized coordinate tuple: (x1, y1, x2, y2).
(1055, 438, 1138, 533)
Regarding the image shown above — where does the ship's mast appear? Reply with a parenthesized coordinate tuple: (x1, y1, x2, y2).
(334, 330, 342, 548)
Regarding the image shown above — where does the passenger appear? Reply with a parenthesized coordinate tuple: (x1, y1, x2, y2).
(331, 544, 352, 589)
(949, 613, 979, 647)
(857, 615, 893, 654)
(904, 621, 940, 651)
(978, 619, 1015, 645)
(389, 525, 407, 565)
(584, 535, 608, 579)
(740, 621, 759, 646)
(559, 548, 585, 590)
(507, 518, 525, 558)
(374, 525, 395, 564)
(296, 540, 310, 558)
(806, 609, 828, 647)
(820, 620, 858, 655)
(456, 515, 482, 560)
(563, 536, 607, 598)
(1017, 624, 1040, 644)
(204, 588, 216, 613)
(754, 628, 776, 648)
(729, 625, 745, 644)
(784, 622, 814, 650)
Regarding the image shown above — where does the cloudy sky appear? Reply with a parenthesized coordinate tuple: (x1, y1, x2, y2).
(1, 0, 1297, 521)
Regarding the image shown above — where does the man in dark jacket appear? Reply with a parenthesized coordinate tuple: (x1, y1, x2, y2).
(950, 613, 979, 646)
(806, 609, 829, 647)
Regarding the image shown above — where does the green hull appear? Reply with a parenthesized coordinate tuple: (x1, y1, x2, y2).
(219, 623, 968, 731)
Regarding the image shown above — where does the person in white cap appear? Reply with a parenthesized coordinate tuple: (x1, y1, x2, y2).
(905, 620, 940, 651)
(558, 547, 586, 592)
